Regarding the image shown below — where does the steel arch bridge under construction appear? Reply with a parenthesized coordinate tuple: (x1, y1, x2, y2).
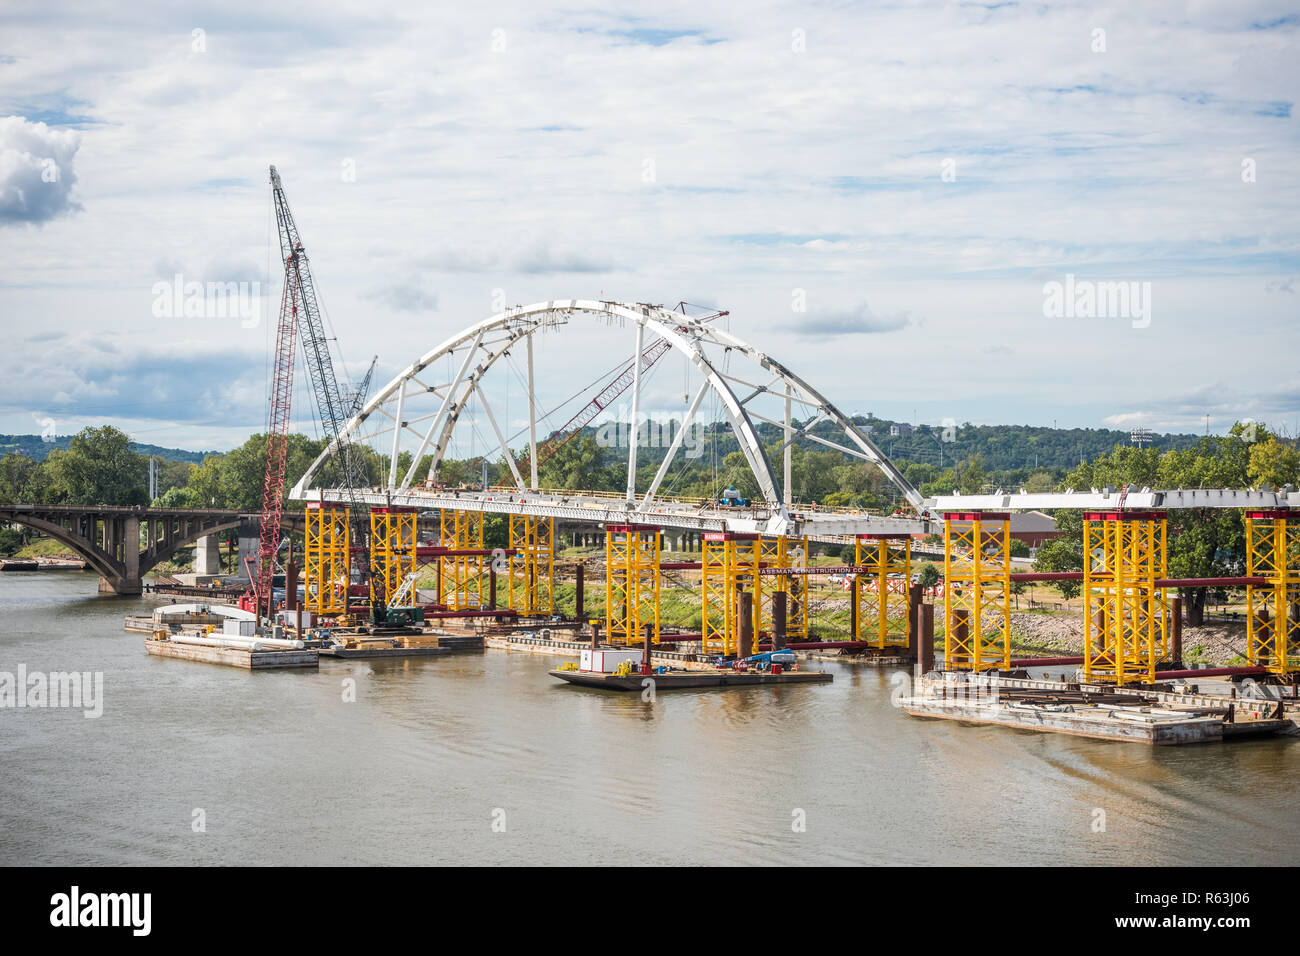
(288, 299, 1300, 683)
(292, 298, 930, 538)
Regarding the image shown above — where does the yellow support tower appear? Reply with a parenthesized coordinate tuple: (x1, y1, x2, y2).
(369, 507, 417, 605)
(1082, 511, 1167, 686)
(701, 532, 761, 656)
(508, 515, 555, 616)
(605, 524, 660, 646)
(759, 535, 809, 643)
(1246, 511, 1300, 675)
(304, 503, 350, 616)
(943, 512, 1011, 671)
(855, 534, 912, 648)
(439, 509, 486, 610)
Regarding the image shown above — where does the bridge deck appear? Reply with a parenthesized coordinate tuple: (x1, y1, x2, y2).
(292, 487, 933, 537)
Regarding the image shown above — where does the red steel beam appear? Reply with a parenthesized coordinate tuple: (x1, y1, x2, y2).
(1007, 572, 1269, 587)
(1156, 576, 1268, 588)
(785, 641, 877, 651)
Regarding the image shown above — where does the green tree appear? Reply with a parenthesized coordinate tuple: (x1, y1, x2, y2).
(154, 485, 201, 508)
(0, 452, 45, 502)
(538, 435, 612, 491)
(1032, 510, 1083, 599)
(1024, 470, 1055, 493)
(956, 453, 987, 494)
(1248, 435, 1300, 489)
(188, 454, 224, 507)
(43, 426, 147, 505)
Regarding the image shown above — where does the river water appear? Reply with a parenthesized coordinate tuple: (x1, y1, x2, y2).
(1, 572, 1296, 866)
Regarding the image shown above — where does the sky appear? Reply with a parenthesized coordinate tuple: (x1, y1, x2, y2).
(0, 0, 1297, 454)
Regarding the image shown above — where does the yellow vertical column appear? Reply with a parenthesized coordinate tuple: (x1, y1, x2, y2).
(943, 513, 1010, 671)
(1084, 511, 1165, 685)
(1247, 511, 1299, 675)
(759, 535, 809, 643)
(305, 503, 350, 616)
(701, 534, 728, 655)
(855, 534, 913, 648)
(701, 533, 759, 656)
(508, 515, 554, 616)
(369, 507, 416, 607)
(439, 509, 485, 610)
(605, 524, 660, 645)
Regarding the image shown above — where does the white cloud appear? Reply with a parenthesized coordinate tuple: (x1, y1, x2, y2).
(0, 1, 1295, 449)
(0, 115, 81, 225)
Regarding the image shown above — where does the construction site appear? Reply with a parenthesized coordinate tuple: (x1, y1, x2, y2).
(133, 166, 1300, 748)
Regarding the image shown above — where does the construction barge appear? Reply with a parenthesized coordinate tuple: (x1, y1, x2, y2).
(317, 631, 483, 658)
(145, 635, 318, 670)
(132, 599, 485, 668)
(548, 645, 832, 692)
(900, 673, 1295, 745)
(550, 667, 832, 691)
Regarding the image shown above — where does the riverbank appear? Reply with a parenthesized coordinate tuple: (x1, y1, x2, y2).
(1008, 610, 1250, 667)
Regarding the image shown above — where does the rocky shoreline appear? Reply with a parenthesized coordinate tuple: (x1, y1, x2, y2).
(1010, 610, 1248, 666)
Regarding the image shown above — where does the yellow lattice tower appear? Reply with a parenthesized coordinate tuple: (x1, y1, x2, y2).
(758, 535, 809, 643)
(1082, 511, 1166, 685)
(701, 533, 761, 656)
(605, 524, 660, 645)
(1246, 511, 1300, 674)
(439, 509, 486, 610)
(304, 503, 350, 616)
(943, 512, 1010, 671)
(369, 507, 417, 605)
(508, 515, 555, 616)
(855, 534, 912, 648)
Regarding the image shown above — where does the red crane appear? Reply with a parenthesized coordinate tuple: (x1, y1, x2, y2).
(253, 245, 300, 623)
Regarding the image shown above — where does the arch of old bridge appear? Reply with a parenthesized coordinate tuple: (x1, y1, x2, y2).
(0, 505, 303, 595)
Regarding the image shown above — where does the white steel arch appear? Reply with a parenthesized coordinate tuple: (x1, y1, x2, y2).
(290, 299, 925, 535)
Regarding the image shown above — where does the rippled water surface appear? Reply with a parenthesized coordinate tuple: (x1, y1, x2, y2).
(1, 573, 1296, 865)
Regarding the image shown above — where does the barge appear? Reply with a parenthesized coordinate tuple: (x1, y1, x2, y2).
(144, 635, 318, 670)
(549, 646, 832, 692)
(900, 673, 1295, 745)
(550, 667, 833, 691)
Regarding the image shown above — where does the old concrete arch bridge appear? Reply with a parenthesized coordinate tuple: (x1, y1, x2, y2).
(0, 504, 303, 596)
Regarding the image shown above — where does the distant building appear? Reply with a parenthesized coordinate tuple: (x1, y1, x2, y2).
(889, 423, 913, 437)
(1008, 511, 1060, 547)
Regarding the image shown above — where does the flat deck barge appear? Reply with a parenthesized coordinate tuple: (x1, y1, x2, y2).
(316, 632, 483, 658)
(900, 673, 1295, 745)
(144, 638, 318, 670)
(549, 669, 833, 691)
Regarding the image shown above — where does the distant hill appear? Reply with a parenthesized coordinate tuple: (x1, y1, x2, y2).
(838, 419, 1203, 471)
(0, 434, 207, 464)
(575, 418, 1203, 474)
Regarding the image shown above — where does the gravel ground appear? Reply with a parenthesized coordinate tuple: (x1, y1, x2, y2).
(1010, 611, 1249, 665)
